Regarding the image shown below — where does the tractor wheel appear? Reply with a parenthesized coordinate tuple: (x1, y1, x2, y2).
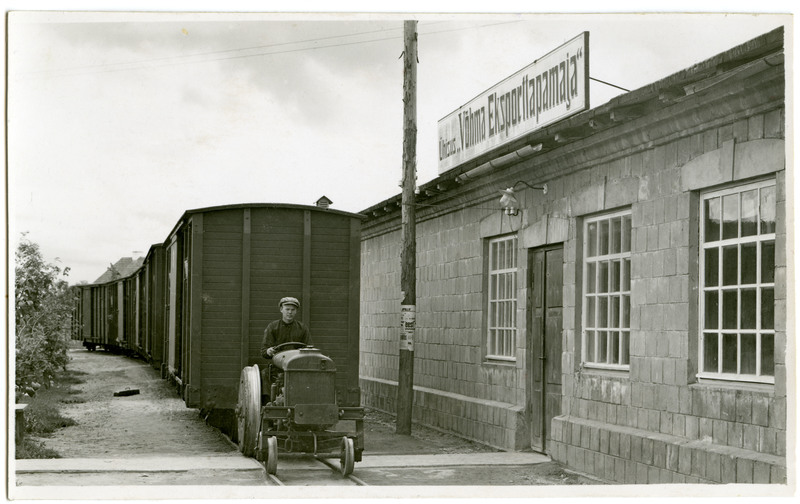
(340, 437, 355, 476)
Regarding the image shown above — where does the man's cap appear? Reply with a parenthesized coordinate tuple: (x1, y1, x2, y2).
(279, 297, 300, 309)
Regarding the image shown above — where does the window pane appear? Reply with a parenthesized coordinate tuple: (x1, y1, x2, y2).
(722, 333, 738, 373)
(761, 334, 774, 376)
(741, 189, 758, 237)
(610, 217, 621, 254)
(740, 333, 757, 375)
(598, 331, 608, 363)
(620, 331, 629, 365)
(705, 291, 719, 330)
(610, 296, 620, 328)
(741, 242, 757, 285)
(583, 212, 631, 368)
(761, 241, 775, 284)
(722, 194, 739, 239)
(599, 262, 609, 293)
(761, 288, 774, 329)
(598, 296, 608, 328)
(722, 246, 738, 286)
(599, 220, 610, 256)
(622, 215, 632, 253)
(703, 334, 719, 373)
(622, 258, 631, 291)
(586, 262, 596, 293)
(760, 185, 776, 234)
(621, 296, 630, 328)
(705, 248, 719, 286)
(587, 222, 598, 258)
(722, 290, 737, 329)
(705, 197, 721, 242)
(740, 289, 756, 329)
(488, 236, 518, 359)
(611, 260, 621, 292)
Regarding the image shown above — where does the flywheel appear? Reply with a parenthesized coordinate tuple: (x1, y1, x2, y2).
(236, 364, 261, 457)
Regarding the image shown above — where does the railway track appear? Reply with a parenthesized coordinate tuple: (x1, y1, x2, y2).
(260, 454, 367, 486)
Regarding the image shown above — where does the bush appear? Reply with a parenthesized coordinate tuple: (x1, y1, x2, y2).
(14, 234, 76, 400)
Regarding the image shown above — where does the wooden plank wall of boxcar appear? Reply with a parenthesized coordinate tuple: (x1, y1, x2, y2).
(147, 246, 166, 371)
(247, 207, 306, 374)
(81, 288, 92, 343)
(309, 211, 361, 407)
(187, 206, 361, 419)
(92, 285, 106, 345)
(193, 209, 244, 410)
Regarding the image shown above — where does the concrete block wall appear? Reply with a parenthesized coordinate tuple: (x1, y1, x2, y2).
(549, 106, 787, 483)
(360, 205, 529, 450)
(550, 415, 786, 484)
(361, 376, 528, 450)
(360, 230, 402, 383)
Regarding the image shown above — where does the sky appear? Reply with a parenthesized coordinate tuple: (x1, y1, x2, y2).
(5, 5, 793, 284)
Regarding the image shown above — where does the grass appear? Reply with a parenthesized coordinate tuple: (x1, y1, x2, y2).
(15, 369, 86, 459)
(15, 438, 61, 459)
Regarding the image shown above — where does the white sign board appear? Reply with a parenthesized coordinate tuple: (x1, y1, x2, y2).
(437, 32, 589, 174)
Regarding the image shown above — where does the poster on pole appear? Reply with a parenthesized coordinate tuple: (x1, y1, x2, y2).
(400, 304, 415, 352)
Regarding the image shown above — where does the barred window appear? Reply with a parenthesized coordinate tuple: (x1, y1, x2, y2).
(700, 180, 775, 384)
(487, 235, 518, 361)
(582, 210, 632, 369)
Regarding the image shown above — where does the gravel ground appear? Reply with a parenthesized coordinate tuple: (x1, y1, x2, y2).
(23, 347, 604, 487)
(28, 348, 237, 458)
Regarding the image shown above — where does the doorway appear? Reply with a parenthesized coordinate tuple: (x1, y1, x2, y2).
(529, 245, 563, 452)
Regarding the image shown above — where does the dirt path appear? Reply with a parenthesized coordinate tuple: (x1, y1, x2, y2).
(35, 348, 238, 457)
(17, 348, 604, 490)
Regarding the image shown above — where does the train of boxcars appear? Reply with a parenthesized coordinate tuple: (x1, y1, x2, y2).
(70, 203, 365, 474)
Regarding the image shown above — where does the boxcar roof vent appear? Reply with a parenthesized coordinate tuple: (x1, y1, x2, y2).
(315, 195, 333, 209)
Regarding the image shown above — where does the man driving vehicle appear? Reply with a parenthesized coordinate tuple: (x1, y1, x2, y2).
(261, 296, 311, 359)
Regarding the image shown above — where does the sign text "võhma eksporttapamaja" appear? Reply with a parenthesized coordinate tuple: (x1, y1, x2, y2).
(437, 32, 589, 174)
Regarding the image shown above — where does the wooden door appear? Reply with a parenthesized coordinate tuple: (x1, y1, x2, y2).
(529, 245, 563, 452)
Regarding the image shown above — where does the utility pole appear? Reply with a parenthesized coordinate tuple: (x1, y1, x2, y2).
(397, 20, 417, 436)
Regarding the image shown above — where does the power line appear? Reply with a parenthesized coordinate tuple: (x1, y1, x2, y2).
(20, 20, 521, 80)
(25, 23, 410, 75)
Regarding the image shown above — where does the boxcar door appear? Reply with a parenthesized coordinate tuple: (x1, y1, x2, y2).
(529, 245, 563, 452)
(166, 237, 179, 372)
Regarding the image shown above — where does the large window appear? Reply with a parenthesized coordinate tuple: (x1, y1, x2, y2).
(487, 235, 518, 361)
(700, 180, 776, 384)
(582, 210, 632, 369)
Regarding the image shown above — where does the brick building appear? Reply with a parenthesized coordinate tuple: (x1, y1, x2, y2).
(358, 28, 788, 484)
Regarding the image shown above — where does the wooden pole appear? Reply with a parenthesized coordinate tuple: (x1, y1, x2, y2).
(396, 20, 417, 435)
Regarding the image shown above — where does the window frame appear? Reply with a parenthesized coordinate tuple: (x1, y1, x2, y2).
(581, 208, 632, 371)
(698, 178, 776, 385)
(486, 234, 518, 362)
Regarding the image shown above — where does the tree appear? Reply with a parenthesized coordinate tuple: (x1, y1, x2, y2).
(14, 234, 76, 399)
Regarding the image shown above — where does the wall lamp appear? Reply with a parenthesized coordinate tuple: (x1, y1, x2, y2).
(499, 181, 548, 216)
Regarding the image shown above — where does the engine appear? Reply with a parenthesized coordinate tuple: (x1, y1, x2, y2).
(266, 347, 339, 430)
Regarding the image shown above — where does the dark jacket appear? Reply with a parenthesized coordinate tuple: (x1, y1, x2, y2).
(260, 319, 311, 359)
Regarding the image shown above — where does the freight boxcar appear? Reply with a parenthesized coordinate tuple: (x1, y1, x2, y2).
(162, 203, 363, 439)
(135, 243, 167, 372)
(71, 256, 150, 355)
